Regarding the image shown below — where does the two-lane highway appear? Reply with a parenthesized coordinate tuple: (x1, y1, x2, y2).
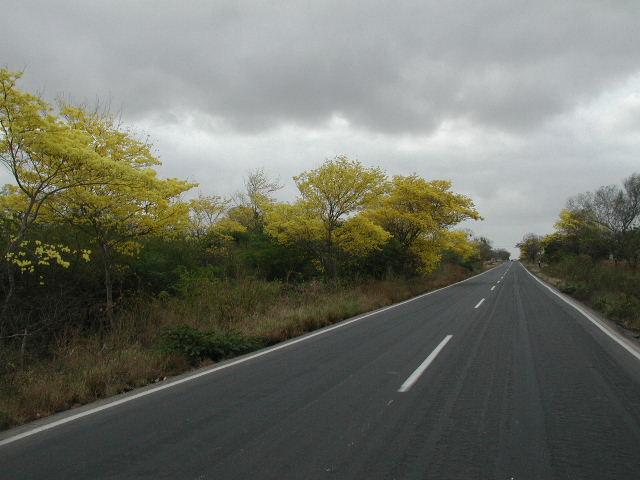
(2, 262, 640, 479)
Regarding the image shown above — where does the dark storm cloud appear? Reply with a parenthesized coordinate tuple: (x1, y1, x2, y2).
(3, 0, 640, 134)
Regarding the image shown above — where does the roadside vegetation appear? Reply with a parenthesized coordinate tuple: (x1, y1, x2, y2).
(0, 69, 506, 429)
(518, 173, 640, 332)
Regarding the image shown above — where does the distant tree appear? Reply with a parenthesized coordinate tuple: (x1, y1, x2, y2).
(189, 194, 231, 239)
(473, 237, 494, 262)
(233, 168, 282, 232)
(442, 230, 480, 264)
(516, 233, 544, 264)
(493, 248, 511, 261)
(543, 208, 608, 261)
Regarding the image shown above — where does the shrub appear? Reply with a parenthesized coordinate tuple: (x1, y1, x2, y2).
(159, 325, 265, 364)
(545, 257, 640, 329)
(0, 410, 10, 430)
(592, 292, 640, 326)
(172, 270, 283, 327)
(548, 254, 594, 282)
(559, 281, 592, 300)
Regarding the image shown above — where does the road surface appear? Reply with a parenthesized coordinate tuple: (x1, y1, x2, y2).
(2, 262, 640, 479)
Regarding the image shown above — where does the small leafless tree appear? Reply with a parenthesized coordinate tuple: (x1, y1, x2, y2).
(235, 168, 283, 231)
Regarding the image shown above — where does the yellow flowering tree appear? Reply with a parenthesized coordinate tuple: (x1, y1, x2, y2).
(50, 106, 195, 324)
(0, 69, 110, 319)
(189, 194, 232, 239)
(367, 175, 481, 273)
(289, 156, 388, 275)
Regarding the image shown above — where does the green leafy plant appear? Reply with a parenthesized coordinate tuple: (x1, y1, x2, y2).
(158, 325, 265, 364)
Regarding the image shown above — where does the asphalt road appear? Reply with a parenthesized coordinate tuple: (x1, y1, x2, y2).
(2, 262, 640, 479)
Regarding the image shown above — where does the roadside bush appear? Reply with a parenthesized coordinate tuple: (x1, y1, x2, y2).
(159, 325, 265, 364)
(592, 292, 640, 327)
(173, 270, 283, 327)
(558, 281, 592, 300)
(548, 254, 594, 282)
(0, 410, 10, 430)
(543, 255, 640, 330)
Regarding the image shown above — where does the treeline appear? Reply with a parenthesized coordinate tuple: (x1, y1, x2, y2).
(0, 69, 502, 426)
(518, 173, 640, 329)
(0, 67, 496, 350)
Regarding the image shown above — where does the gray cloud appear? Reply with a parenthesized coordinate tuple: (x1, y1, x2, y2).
(2, 0, 640, 256)
(3, 0, 640, 133)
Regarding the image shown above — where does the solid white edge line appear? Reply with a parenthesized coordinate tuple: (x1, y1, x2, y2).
(474, 298, 485, 308)
(398, 335, 453, 392)
(0, 265, 501, 447)
(522, 265, 640, 363)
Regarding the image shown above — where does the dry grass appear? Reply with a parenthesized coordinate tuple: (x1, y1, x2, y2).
(0, 335, 190, 429)
(0, 264, 473, 430)
(528, 261, 640, 332)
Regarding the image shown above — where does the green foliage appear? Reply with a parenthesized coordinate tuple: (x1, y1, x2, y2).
(516, 233, 544, 263)
(0, 410, 10, 430)
(236, 231, 314, 281)
(158, 325, 264, 364)
(549, 254, 595, 281)
(173, 269, 284, 326)
(542, 209, 611, 262)
(593, 293, 640, 324)
(558, 281, 592, 300)
(545, 254, 640, 327)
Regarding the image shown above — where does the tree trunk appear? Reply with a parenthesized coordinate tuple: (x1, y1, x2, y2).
(0, 235, 21, 323)
(326, 227, 337, 278)
(19, 328, 27, 371)
(1, 214, 32, 323)
(0, 263, 16, 324)
(100, 242, 115, 329)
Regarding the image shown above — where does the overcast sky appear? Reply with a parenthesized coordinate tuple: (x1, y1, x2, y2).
(3, 1, 640, 256)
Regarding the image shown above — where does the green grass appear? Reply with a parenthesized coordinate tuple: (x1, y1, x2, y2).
(0, 264, 474, 430)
